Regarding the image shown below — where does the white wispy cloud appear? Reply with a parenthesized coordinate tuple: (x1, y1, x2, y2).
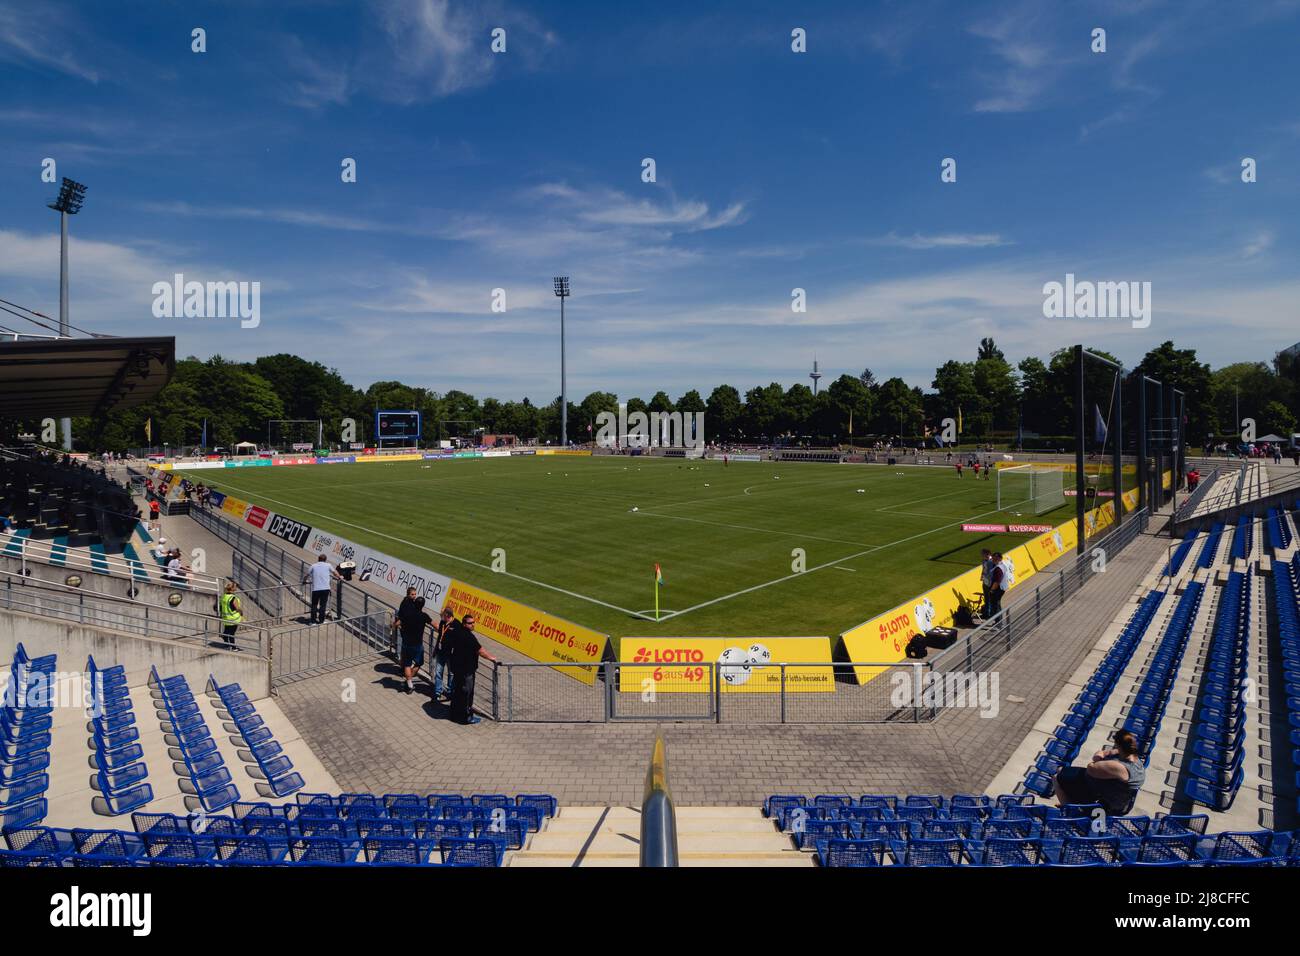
(871, 232, 1012, 250)
(0, 2, 100, 83)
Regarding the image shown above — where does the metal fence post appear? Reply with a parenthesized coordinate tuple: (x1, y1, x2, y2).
(507, 664, 513, 723)
(491, 663, 499, 721)
(780, 665, 787, 724)
(603, 661, 613, 721)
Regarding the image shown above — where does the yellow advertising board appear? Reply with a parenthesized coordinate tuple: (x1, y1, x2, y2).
(442, 580, 607, 684)
(355, 453, 424, 464)
(841, 513, 1097, 685)
(220, 495, 251, 520)
(617, 637, 834, 693)
(535, 449, 593, 456)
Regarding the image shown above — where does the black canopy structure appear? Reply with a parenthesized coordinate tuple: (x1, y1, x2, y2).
(0, 336, 175, 419)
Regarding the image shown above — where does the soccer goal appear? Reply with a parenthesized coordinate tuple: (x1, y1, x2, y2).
(997, 464, 1067, 515)
(268, 419, 322, 453)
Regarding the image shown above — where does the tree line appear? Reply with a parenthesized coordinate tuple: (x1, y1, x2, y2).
(41, 338, 1300, 452)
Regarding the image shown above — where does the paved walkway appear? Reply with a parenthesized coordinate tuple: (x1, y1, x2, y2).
(271, 517, 1179, 804)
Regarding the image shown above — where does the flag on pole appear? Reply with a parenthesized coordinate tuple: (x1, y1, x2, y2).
(957, 406, 963, 436)
(654, 563, 665, 622)
(1094, 404, 1108, 445)
(144, 418, 152, 443)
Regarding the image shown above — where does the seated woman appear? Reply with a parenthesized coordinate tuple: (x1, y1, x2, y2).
(1053, 729, 1146, 815)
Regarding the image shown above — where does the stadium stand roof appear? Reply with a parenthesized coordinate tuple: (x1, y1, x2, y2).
(0, 336, 175, 418)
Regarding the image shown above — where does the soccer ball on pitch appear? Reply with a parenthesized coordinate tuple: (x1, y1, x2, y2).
(631, 506, 639, 512)
(717, 647, 752, 686)
(747, 643, 772, 667)
(856, 488, 865, 494)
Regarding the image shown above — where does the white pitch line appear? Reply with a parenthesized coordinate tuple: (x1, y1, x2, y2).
(203, 478, 657, 621)
(656, 499, 1035, 621)
(874, 485, 988, 512)
(633, 509, 875, 548)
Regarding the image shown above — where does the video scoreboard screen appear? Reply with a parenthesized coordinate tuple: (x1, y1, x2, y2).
(375, 410, 421, 442)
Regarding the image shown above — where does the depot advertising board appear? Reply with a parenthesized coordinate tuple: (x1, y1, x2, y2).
(617, 637, 834, 693)
(264, 512, 312, 548)
(302, 529, 451, 608)
(441, 580, 607, 684)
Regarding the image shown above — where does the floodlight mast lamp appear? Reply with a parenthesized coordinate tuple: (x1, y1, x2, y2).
(553, 276, 570, 446)
(48, 177, 87, 452)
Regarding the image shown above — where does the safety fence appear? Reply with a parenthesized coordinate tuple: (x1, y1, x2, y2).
(269, 611, 394, 687)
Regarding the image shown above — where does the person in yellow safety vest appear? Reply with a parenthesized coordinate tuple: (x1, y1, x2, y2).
(219, 581, 243, 650)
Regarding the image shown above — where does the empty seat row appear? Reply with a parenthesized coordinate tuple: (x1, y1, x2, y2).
(0, 644, 55, 832)
(149, 668, 240, 813)
(819, 828, 1299, 867)
(1182, 572, 1250, 810)
(1272, 554, 1300, 818)
(87, 655, 154, 816)
(1197, 524, 1225, 569)
(1123, 581, 1204, 761)
(207, 678, 303, 798)
(1229, 515, 1252, 561)
(1164, 532, 1198, 577)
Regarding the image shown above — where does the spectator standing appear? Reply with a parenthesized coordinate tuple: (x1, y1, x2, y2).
(987, 552, 1006, 616)
(446, 613, 497, 725)
(304, 554, 341, 625)
(432, 606, 456, 702)
(979, 549, 997, 619)
(392, 588, 432, 694)
(218, 581, 243, 650)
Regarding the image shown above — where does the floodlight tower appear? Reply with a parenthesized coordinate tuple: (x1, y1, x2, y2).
(48, 177, 88, 452)
(809, 358, 822, 395)
(553, 276, 570, 446)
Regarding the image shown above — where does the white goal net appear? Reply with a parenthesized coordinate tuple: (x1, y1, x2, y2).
(997, 464, 1066, 515)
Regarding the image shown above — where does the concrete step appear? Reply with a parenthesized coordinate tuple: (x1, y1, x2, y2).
(506, 804, 810, 867)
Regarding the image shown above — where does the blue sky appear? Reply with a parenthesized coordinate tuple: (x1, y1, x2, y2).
(2, 0, 1298, 402)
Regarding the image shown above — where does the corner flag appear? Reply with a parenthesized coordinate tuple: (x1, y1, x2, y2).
(654, 563, 665, 622)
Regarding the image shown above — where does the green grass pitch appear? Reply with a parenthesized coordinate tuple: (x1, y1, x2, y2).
(185, 456, 1078, 641)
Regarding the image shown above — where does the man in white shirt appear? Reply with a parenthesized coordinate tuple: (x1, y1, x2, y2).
(304, 554, 342, 625)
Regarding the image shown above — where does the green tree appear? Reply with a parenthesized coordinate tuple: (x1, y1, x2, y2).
(705, 385, 742, 440)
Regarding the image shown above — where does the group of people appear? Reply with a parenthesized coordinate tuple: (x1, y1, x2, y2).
(153, 538, 190, 582)
(392, 587, 497, 725)
(979, 549, 1015, 618)
(951, 453, 993, 479)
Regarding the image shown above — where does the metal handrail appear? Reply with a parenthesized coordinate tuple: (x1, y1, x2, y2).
(2, 532, 222, 594)
(0, 569, 268, 654)
(640, 734, 678, 868)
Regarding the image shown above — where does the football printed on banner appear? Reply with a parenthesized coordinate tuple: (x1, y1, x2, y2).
(620, 637, 833, 693)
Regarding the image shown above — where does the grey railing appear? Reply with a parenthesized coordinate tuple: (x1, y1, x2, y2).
(0, 569, 268, 656)
(640, 734, 678, 868)
(192, 505, 398, 626)
(270, 611, 395, 686)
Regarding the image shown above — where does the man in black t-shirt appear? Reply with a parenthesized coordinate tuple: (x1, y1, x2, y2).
(393, 588, 432, 694)
(446, 613, 497, 724)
